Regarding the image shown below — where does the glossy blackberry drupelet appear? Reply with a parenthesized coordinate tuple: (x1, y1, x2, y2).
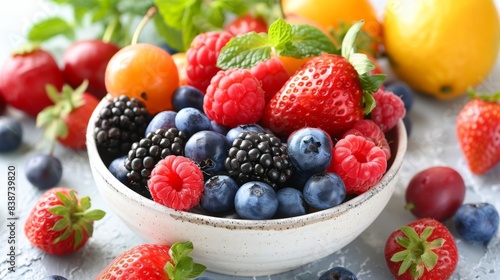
(225, 131, 293, 189)
(94, 95, 151, 157)
(125, 128, 188, 198)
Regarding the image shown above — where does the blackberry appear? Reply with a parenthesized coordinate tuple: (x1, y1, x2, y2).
(125, 128, 188, 197)
(94, 95, 151, 157)
(225, 131, 294, 189)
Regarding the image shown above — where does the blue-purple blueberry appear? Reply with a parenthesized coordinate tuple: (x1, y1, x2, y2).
(303, 172, 346, 210)
(287, 127, 333, 174)
(234, 181, 278, 219)
(226, 124, 265, 144)
(275, 187, 307, 218)
(184, 130, 230, 175)
(454, 202, 499, 244)
(175, 107, 211, 136)
(0, 117, 23, 152)
(319, 266, 358, 280)
(201, 175, 239, 213)
(108, 155, 128, 185)
(145, 110, 177, 135)
(25, 154, 63, 190)
(172, 85, 204, 111)
(386, 81, 414, 111)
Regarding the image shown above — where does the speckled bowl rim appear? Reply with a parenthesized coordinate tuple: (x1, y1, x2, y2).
(86, 97, 407, 231)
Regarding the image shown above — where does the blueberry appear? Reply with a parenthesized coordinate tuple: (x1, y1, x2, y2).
(108, 155, 128, 185)
(286, 170, 314, 191)
(234, 181, 278, 219)
(287, 127, 333, 174)
(201, 175, 239, 213)
(172, 85, 204, 111)
(25, 154, 63, 190)
(386, 81, 414, 111)
(454, 203, 499, 244)
(175, 107, 211, 136)
(0, 117, 23, 152)
(226, 124, 265, 143)
(184, 130, 230, 175)
(41, 276, 68, 280)
(158, 42, 179, 55)
(145, 110, 177, 135)
(275, 187, 308, 218)
(210, 120, 230, 135)
(303, 172, 346, 210)
(319, 266, 358, 280)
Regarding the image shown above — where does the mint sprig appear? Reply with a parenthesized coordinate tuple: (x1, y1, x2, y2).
(217, 18, 338, 70)
(165, 241, 206, 280)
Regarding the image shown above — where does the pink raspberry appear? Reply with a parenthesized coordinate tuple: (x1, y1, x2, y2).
(186, 31, 233, 93)
(371, 88, 406, 132)
(343, 119, 391, 160)
(204, 68, 266, 127)
(148, 155, 204, 211)
(330, 134, 387, 194)
(224, 14, 268, 36)
(250, 57, 290, 103)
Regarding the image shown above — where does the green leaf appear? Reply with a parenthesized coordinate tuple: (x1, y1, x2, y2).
(49, 205, 70, 217)
(27, 17, 74, 43)
(152, 14, 184, 52)
(51, 218, 70, 231)
(268, 18, 291, 50)
(277, 24, 337, 58)
(217, 32, 272, 69)
(341, 20, 364, 60)
(171, 241, 194, 260)
(421, 251, 439, 270)
(73, 226, 84, 248)
(80, 196, 91, 211)
(189, 263, 207, 278)
(53, 226, 73, 244)
(154, 0, 196, 30)
(182, 4, 203, 51)
(349, 53, 375, 76)
(83, 209, 106, 221)
(165, 241, 206, 279)
(56, 191, 74, 208)
(362, 91, 376, 115)
(213, 0, 248, 15)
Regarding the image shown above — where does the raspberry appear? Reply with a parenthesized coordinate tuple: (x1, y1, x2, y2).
(250, 57, 290, 103)
(204, 68, 265, 127)
(224, 14, 268, 36)
(343, 119, 391, 160)
(331, 134, 387, 194)
(148, 155, 204, 211)
(371, 88, 406, 132)
(186, 31, 233, 93)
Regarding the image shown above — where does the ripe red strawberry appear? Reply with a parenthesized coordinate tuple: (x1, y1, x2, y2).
(24, 187, 105, 255)
(224, 14, 268, 36)
(456, 91, 500, 174)
(384, 218, 458, 280)
(37, 81, 99, 150)
(148, 155, 205, 211)
(329, 134, 387, 194)
(0, 48, 64, 118)
(250, 57, 290, 103)
(186, 31, 233, 93)
(204, 68, 266, 127)
(96, 241, 206, 280)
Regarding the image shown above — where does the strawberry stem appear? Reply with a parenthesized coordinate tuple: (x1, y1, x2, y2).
(468, 87, 500, 102)
(131, 6, 157, 45)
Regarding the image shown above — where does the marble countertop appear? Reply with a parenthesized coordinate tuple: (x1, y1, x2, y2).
(1, 1, 500, 279)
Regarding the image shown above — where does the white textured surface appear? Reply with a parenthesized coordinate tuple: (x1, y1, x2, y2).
(1, 0, 500, 279)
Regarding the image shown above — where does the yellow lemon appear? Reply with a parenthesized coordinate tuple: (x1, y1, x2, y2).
(383, 0, 500, 99)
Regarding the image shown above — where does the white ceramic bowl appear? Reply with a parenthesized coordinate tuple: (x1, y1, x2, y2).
(86, 98, 407, 277)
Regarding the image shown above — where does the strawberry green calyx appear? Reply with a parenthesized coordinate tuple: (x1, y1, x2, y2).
(49, 190, 106, 249)
(36, 80, 88, 153)
(341, 21, 385, 115)
(390, 226, 444, 280)
(216, 18, 337, 70)
(467, 88, 500, 102)
(165, 241, 206, 280)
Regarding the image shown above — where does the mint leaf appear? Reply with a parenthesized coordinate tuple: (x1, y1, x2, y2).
(154, 0, 195, 30)
(28, 17, 74, 42)
(268, 18, 291, 50)
(217, 32, 272, 69)
(278, 24, 337, 58)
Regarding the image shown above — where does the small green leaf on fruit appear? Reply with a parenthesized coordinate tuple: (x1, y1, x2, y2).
(362, 91, 376, 115)
(217, 32, 272, 69)
(83, 209, 106, 221)
(51, 218, 70, 232)
(268, 18, 291, 49)
(349, 53, 375, 76)
(341, 21, 364, 60)
(28, 17, 74, 42)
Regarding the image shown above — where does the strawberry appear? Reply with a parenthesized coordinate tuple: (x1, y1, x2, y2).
(0, 48, 64, 118)
(262, 22, 384, 139)
(384, 218, 458, 280)
(24, 188, 105, 255)
(456, 90, 500, 174)
(36, 80, 99, 150)
(96, 241, 206, 280)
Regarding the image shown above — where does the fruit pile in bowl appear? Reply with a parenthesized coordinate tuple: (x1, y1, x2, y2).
(86, 17, 408, 276)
